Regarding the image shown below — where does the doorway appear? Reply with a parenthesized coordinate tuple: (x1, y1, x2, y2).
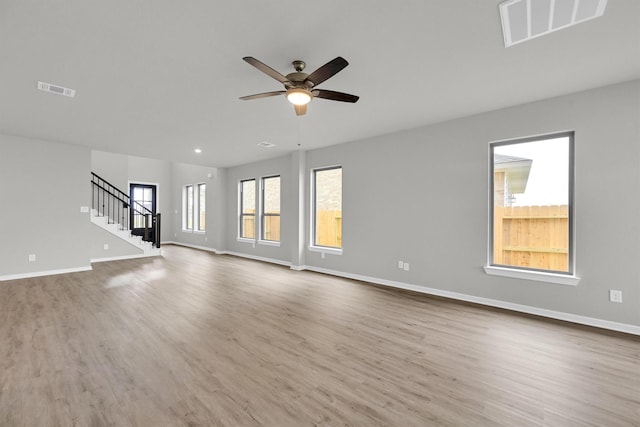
(129, 183, 157, 242)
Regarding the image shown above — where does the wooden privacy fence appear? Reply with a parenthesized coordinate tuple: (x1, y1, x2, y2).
(494, 205, 568, 272)
(316, 210, 342, 247)
(242, 210, 341, 246)
(241, 216, 280, 241)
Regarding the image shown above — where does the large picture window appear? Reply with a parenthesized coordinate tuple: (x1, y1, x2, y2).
(312, 166, 342, 249)
(239, 179, 256, 239)
(261, 176, 280, 242)
(490, 132, 574, 274)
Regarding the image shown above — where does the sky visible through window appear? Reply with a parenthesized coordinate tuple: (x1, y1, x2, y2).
(494, 136, 569, 206)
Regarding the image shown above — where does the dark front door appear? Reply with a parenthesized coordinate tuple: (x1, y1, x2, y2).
(130, 183, 156, 242)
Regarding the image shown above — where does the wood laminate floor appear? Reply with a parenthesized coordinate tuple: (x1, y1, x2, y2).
(1, 245, 639, 426)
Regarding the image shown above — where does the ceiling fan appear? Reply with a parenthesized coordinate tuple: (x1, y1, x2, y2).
(239, 56, 359, 116)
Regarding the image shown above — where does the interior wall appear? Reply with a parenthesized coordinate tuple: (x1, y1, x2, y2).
(170, 162, 225, 251)
(224, 154, 294, 264)
(225, 80, 640, 328)
(89, 223, 143, 260)
(90, 150, 174, 254)
(0, 134, 91, 278)
(91, 151, 128, 190)
(307, 79, 640, 327)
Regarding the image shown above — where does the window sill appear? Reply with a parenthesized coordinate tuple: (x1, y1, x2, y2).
(258, 240, 281, 247)
(484, 265, 580, 286)
(194, 230, 206, 235)
(182, 229, 193, 234)
(237, 237, 255, 244)
(309, 245, 343, 256)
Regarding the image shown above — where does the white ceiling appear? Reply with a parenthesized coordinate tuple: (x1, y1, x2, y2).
(1, 0, 638, 168)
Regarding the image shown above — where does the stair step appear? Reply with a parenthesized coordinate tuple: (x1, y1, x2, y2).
(91, 211, 159, 256)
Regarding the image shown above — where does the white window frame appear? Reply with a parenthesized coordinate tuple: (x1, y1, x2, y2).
(183, 183, 206, 234)
(309, 166, 343, 255)
(182, 184, 194, 232)
(238, 178, 256, 242)
(196, 182, 206, 233)
(484, 131, 579, 286)
(259, 175, 281, 247)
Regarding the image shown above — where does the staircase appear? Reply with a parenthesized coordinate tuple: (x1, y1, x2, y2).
(91, 173, 161, 257)
(91, 210, 160, 256)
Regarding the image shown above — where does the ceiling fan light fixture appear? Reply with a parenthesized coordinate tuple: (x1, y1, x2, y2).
(286, 88, 312, 106)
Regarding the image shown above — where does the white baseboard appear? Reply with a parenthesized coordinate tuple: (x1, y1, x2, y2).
(300, 265, 640, 336)
(164, 242, 292, 267)
(0, 266, 93, 282)
(162, 241, 224, 254)
(91, 251, 162, 263)
(221, 250, 292, 267)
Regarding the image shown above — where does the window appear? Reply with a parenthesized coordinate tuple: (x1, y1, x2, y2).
(261, 176, 280, 242)
(197, 183, 206, 232)
(489, 132, 574, 275)
(183, 183, 205, 232)
(183, 185, 194, 231)
(312, 166, 342, 249)
(239, 179, 256, 239)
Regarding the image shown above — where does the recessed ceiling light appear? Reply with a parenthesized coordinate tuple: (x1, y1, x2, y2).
(194, 148, 202, 154)
(257, 141, 275, 148)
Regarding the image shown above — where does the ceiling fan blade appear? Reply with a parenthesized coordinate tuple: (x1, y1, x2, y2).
(312, 89, 359, 103)
(239, 91, 285, 101)
(294, 104, 307, 116)
(243, 57, 290, 85)
(305, 57, 349, 87)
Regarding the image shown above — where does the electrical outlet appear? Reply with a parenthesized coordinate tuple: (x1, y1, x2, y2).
(398, 260, 404, 269)
(80, 206, 89, 213)
(28, 254, 36, 262)
(103, 244, 109, 250)
(609, 290, 623, 303)
(403, 263, 410, 271)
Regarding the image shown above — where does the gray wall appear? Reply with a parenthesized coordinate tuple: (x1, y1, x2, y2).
(225, 154, 293, 264)
(170, 162, 225, 251)
(225, 80, 640, 328)
(0, 134, 91, 277)
(89, 223, 143, 260)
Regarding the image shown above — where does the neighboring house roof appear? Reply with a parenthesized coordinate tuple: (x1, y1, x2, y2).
(494, 154, 532, 194)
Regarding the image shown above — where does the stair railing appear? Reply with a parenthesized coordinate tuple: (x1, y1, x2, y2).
(91, 172, 161, 248)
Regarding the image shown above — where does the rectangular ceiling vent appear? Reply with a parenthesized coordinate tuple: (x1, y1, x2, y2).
(37, 81, 76, 98)
(499, 0, 608, 47)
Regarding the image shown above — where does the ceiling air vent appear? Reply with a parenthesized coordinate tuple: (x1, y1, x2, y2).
(499, 0, 608, 47)
(37, 81, 76, 98)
